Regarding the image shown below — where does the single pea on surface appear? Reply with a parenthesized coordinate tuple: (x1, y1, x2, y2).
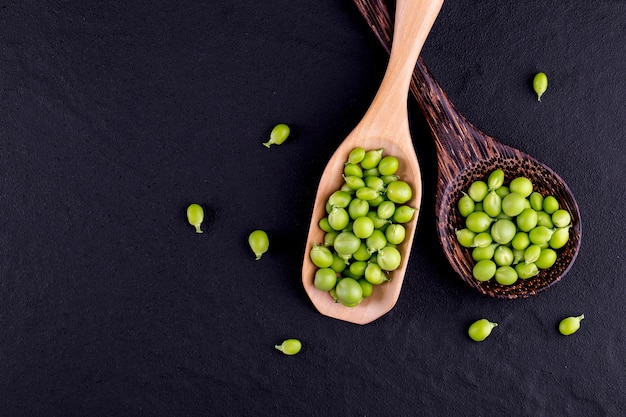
(263, 123, 291, 148)
(248, 230, 269, 260)
(275, 339, 302, 355)
(468, 319, 498, 342)
(559, 314, 584, 335)
(186, 203, 204, 233)
(533, 72, 548, 102)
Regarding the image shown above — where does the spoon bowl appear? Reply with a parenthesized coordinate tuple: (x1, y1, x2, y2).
(354, 0, 582, 298)
(302, 0, 443, 324)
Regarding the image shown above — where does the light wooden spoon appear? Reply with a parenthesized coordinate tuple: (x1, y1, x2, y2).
(302, 0, 444, 324)
(354, 0, 582, 299)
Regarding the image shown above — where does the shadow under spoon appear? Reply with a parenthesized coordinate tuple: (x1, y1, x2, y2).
(353, 0, 582, 299)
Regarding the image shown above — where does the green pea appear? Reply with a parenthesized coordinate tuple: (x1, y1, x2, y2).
(358, 279, 374, 298)
(323, 231, 338, 247)
(336, 277, 363, 305)
(511, 232, 531, 251)
(328, 207, 349, 231)
(343, 163, 363, 178)
(543, 195, 559, 214)
(333, 231, 361, 260)
(381, 174, 399, 185)
(348, 198, 369, 219)
(487, 169, 505, 190)
(385, 224, 406, 245)
(352, 216, 374, 239)
(340, 183, 355, 195)
(456, 228, 476, 248)
(366, 211, 390, 229)
(465, 211, 493, 233)
(360, 148, 384, 169)
(330, 252, 347, 273)
(491, 219, 517, 245)
(349, 261, 368, 277)
(468, 319, 498, 342)
(393, 205, 416, 223)
(319, 217, 333, 233)
(473, 202, 483, 212)
(494, 245, 514, 266)
(376, 201, 396, 220)
(559, 315, 584, 335)
(549, 227, 570, 249)
(348, 147, 366, 164)
(376, 246, 402, 271)
(363, 167, 380, 177)
(472, 232, 492, 248)
(529, 192, 544, 211)
(458, 193, 475, 217)
(536, 248, 557, 269)
(473, 259, 497, 281)
(364, 262, 386, 285)
(515, 262, 539, 279)
(472, 244, 497, 262)
(186, 203, 204, 233)
(309, 243, 333, 268)
(533, 72, 548, 102)
(343, 175, 365, 190)
(483, 190, 502, 218)
(352, 242, 371, 262)
(314, 268, 337, 291)
(509, 177, 534, 197)
(328, 190, 352, 208)
(275, 338, 301, 355)
(366, 230, 387, 253)
(356, 187, 379, 201)
(378, 156, 399, 176)
(468, 180, 488, 202)
(385, 181, 412, 204)
(364, 176, 385, 193)
(529, 226, 554, 246)
(552, 209, 571, 228)
(501, 192, 526, 217)
(495, 185, 510, 199)
(264, 123, 291, 148)
(516, 208, 538, 232)
(495, 265, 518, 285)
(248, 230, 269, 260)
(523, 244, 542, 264)
(536, 211, 554, 228)
(368, 194, 385, 207)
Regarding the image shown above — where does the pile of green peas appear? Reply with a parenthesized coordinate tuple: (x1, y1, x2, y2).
(455, 169, 572, 285)
(309, 147, 416, 307)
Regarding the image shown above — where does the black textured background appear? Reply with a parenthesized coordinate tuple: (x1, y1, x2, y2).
(1, 1, 625, 416)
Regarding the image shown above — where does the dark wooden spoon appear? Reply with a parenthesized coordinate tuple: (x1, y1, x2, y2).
(353, 0, 582, 299)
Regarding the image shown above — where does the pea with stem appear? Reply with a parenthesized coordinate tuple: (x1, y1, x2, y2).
(186, 203, 204, 233)
(559, 314, 584, 335)
(533, 72, 548, 102)
(468, 319, 498, 342)
(263, 123, 291, 148)
(248, 230, 269, 260)
(275, 339, 302, 355)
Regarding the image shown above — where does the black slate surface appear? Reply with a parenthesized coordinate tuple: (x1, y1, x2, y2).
(1, 1, 625, 416)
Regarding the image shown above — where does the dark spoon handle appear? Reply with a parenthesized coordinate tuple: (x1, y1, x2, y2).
(352, 0, 522, 186)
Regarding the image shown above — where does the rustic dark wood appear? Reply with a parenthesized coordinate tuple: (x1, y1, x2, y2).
(353, 0, 582, 299)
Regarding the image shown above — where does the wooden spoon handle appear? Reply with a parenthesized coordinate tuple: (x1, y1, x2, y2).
(356, 0, 443, 138)
(353, 0, 506, 181)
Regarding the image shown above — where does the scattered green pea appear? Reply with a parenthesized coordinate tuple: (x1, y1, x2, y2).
(533, 72, 548, 102)
(186, 203, 204, 233)
(468, 319, 498, 342)
(275, 339, 302, 355)
(248, 230, 269, 260)
(263, 123, 291, 148)
(559, 314, 584, 335)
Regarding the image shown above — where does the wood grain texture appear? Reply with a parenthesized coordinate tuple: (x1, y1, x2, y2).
(301, 0, 443, 324)
(353, 0, 582, 299)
